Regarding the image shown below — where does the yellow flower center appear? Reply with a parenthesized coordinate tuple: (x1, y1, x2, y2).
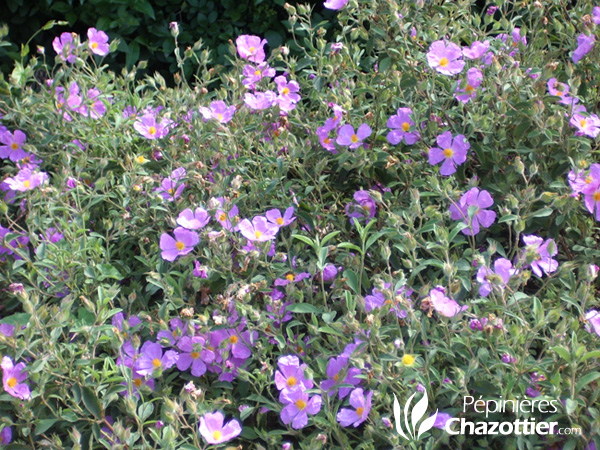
(287, 376, 297, 387)
(10, 142, 19, 150)
(556, 90, 563, 96)
(333, 374, 339, 382)
(350, 134, 359, 143)
(356, 407, 365, 416)
(254, 70, 262, 76)
(229, 335, 239, 344)
(594, 192, 600, 202)
(439, 57, 449, 67)
(7, 377, 17, 388)
(286, 273, 295, 281)
(465, 84, 474, 92)
(249, 46, 256, 53)
(133, 185, 141, 192)
(276, 217, 284, 225)
(255, 230, 263, 239)
(133, 378, 143, 387)
(295, 399, 307, 410)
(580, 119, 587, 128)
(57, 102, 64, 109)
(402, 354, 416, 366)
(152, 358, 162, 368)
(217, 113, 223, 121)
(23, 180, 31, 188)
(282, 87, 290, 95)
(219, 213, 227, 221)
(175, 241, 185, 251)
(212, 430, 222, 441)
(136, 156, 146, 163)
(149, 126, 157, 135)
(91, 42, 99, 49)
(191, 351, 200, 359)
(402, 122, 410, 132)
(443, 148, 454, 158)
(168, 188, 174, 194)
(585, 176, 593, 184)
(324, 138, 331, 144)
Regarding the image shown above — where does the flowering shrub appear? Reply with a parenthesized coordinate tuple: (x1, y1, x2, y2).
(1, 1, 600, 449)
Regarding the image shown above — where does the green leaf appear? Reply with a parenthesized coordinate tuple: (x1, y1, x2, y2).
(338, 242, 362, 253)
(528, 208, 553, 218)
(81, 386, 103, 419)
(133, 0, 155, 19)
(343, 269, 359, 294)
(35, 419, 59, 435)
(97, 264, 123, 281)
(551, 346, 571, 363)
(576, 372, 600, 392)
(138, 402, 154, 422)
(286, 303, 321, 314)
(579, 350, 600, 362)
(292, 234, 315, 247)
(498, 214, 518, 223)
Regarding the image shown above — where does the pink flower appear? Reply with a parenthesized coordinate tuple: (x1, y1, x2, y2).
(0, 130, 28, 162)
(386, 108, 420, 145)
(199, 101, 236, 123)
(199, 411, 242, 445)
(236, 35, 268, 63)
(266, 207, 295, 228)
(237, 216, 279, 241)
(337, 388, 372, 427)
(570, 113, 600, 138)
(176, 208, 210, 230)
(52, 32, 78, 63)
(4, 168, 48, 191)
(455, 68, 483, 104)
(87, 28, 110, 56)
(428, 131, 470, 175)
(336, 123, 371, 149)
(242, 63, 276, 89)
(134, 113, 174, 139)
(1, 356, 31, 400)
(323, 0, 348, 10)
(429, 286, 468, 317)
(159, 227, 199, 262)
(573, 34, 595, 64)
(462, 41, 490, 60)
(426, 40, 465, 76)
(244, 91, 276, 110)
(279, 388, 322, 429)
(449, 187, 496, 236)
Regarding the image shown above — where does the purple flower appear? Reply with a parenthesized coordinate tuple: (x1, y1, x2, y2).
(323, 0, 348, 10)
(345, 190, 376, 224)
(321, 264, 339, 282)
(573, 34, 595, 63)
(275, 355, 313, 394)
(320, 356, 362, 399)
(386, 108, 420, 145)
(52, 32, 78, 63)
(238, 216, 279, 241)
(0, 426, 12, 445)
(279, 388, 322, 429)
(455, 68, 483, 104)
(429, 286, 468, 318)
(426, 40, 465, 76)
(0, 130, 28, 161)
(487, 5, 498, 15)
(428, 131, 470, 175)
(585, 310, 600, 337)
(155, 168, 186, 202)
(244, 91, 276, 110)
(336, 123, 371, 149)
(317, 118, 338, 152)
(364, 289, 385, 312)
(275, 76, 301, 113)
(199, 101, 236, 124)
(274, 272, 311, 287)
(449, 187, 496, 236)
(547, 78, 575, 105)
(501, 354, 517, 364)
(87, 28, 110, 56)
(193, 261, 208, 278)
(462, 41, 490, 59)
(4, 168, 48, 191)
(593, 6, 600, 25)
(433, 412, 453, 429)
(199, 411, 242, 445)
(1, 356, 31, 400)
(266, 207, 296, 228)
(112, 313, 141, 340)
(476, 258, 516, 297)
(134, 341, 178, 376)
(522, 235, 558, 277)
(160, 227, 199, 262)
(337, 388, 372, 427)
(236, 35, 268, 63)
(582, 171, 600, 220)
(176, 207, 210, 230)
(570, 113, 600, 138)
(0, 322, 15, 337)
(242, 63, 276, 89)
(176, 336, 214, 376)
(134, 113, 174, 139)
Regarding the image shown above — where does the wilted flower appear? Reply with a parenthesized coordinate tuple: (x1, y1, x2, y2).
(199, 411, 242, 444)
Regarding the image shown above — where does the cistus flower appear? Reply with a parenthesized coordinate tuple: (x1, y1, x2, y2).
(199, 100, 236, 124)
(134, 112, 174, 139)
(274, 76, 301, 113)
(279, 388, 322, 429)
(199, 411, 242, 445)
(244, 91, 276, 110)
(428, 286, 468, 317)
(426, 40, 465, 76)
(476, 258, 516, 297)
(266, 207, 296, 228)
(585, 310, 600, 337)
(455, 68, 483, 103)
(323, 0, 348, 10)
(449, 187, 496, 236)
(345, 190, 377, 224)
(573, 33, 595, 63)
(582, 167, 600, 220)
(521, 235, 558, 277)
(336, 123, 372, 149)
(52, 32, 78, 63)
(433, 412, 453, 429)
(87, 28, 110, 56)
(317, 118, 338, 152)
(176, 208, 211, 230)
(570, 112, 600, 138)
(337, 388, 372, 427)
(386, 107, 420, 145)
(428, 131, 470, 176)
(176, 336, 214, 376)
(242, 62, 276, 89)
(320, 356, 362, 398)
(0, 130, 28, 162)
(237, 216, 279, 241)
(236, 35, 268, 63)
(155, 167, 186, 202)
(547, 78, 576, 105)
(0, 426, 12, 445)
(159, 227, 199, 262)
(462, 40, 490, 59)
(134, 341, 178, 376)
(1, 356, 31, 400)
(275, 355, 313, 394)
(4, 168, 49, 191)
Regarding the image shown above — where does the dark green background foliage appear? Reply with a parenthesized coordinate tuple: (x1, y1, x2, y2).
(0, 0, 326, 79)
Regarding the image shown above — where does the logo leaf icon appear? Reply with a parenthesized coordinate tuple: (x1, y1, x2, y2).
(393, 394, 409, 441)
(404, 392, 416, 439)
(411, 390, 429, 431)
(417, 409, 438, 439)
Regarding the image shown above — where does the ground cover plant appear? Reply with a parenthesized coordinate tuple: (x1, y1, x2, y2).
(0, 0, 600, 449)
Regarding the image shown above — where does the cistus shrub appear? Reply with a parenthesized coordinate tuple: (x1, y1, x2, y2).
(0, 1, 599, 449)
